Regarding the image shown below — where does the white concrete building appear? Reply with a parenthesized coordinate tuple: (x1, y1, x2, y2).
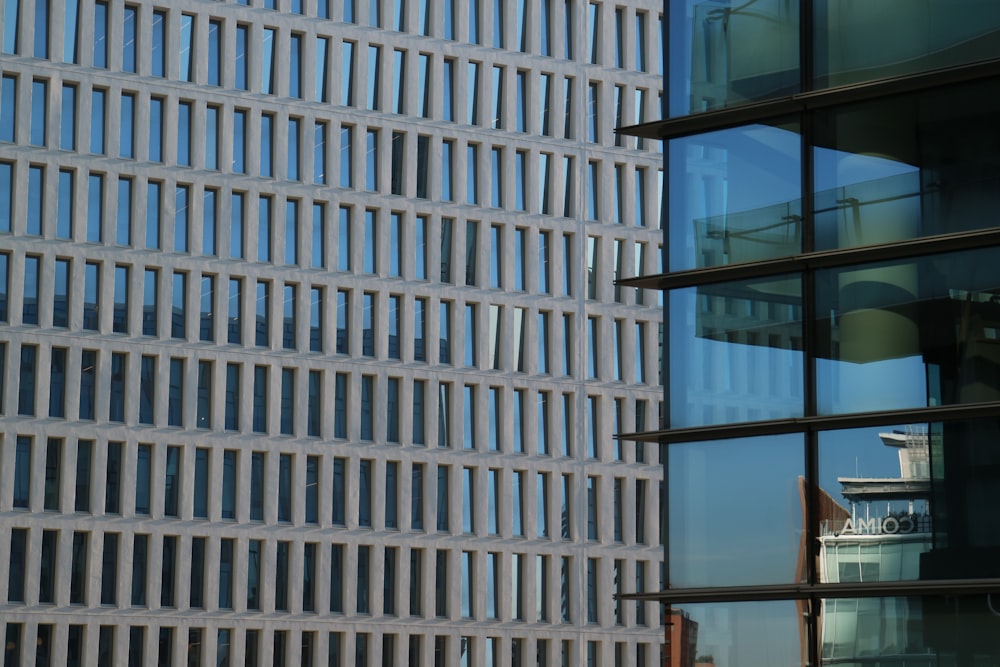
(0, 0, 663, 664)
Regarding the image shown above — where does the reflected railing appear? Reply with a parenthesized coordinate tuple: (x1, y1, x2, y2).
(694, 201, 802, 266)
(687, 0, 800, 113)
(691, 171, 931, 268)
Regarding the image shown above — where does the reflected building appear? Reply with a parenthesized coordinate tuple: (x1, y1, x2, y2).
(819, 429, 933, 666)
(621, 1, 1000, 666)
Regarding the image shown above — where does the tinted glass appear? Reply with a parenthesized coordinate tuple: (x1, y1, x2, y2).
(814, 79, 1000, 250)
(670, 434, 804, 588)
(815, 247, 1000, 414)
(668, 0, 799, 117)
(669, 274, 803, 427)
(668, 121, 801, 271)
(814, 0, 1000, 89)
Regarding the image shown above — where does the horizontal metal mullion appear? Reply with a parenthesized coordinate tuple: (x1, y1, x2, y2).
(617, 578, 1000, 604)
(616, 400, 1000, 444)
(617, 57, 1000, 141)
(616, 227, 1000, 292)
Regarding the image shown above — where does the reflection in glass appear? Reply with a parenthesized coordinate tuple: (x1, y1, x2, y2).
(814, 79, 1000, 251)
(814, 1, 1000, 89)
(815, 247, 1000, 414)
(820, 593, 1000, 666)
(818, 426, 931, 590)
(262, 28, 276, 94)
(668, 0, 799, 117)
(179, 14, 193, 82)
(669, 274, 803, 427)
(235, 25, 248, 90)
(670, 434, 803, 588)
(669, 121, 801, 271)
(667, 601, 802, 667)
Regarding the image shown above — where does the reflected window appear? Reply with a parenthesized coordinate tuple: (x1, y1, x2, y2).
(667, 0, 798, 117)
(668, 121, 802, 271)
(670, 273, 803, 427)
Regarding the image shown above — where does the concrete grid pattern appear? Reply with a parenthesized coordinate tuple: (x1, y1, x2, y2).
(0, 0, 664, 664)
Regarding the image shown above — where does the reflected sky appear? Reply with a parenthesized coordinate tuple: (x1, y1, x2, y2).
(670, 434, 803, 588)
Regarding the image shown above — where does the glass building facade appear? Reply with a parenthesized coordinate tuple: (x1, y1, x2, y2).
(623, 1, 1000, 665)
(0, 0, 663, 665)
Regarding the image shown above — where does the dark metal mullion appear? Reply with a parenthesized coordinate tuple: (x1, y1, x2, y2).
(659, 92, 676, 667)
(659, 18, 674, 661)
(618, 577, 1000, 604)
(619, 57, 1000, 141)
(618, 226, 1000, 291)
(798, 14, 822, 647)
(617, 398, 1000, 445)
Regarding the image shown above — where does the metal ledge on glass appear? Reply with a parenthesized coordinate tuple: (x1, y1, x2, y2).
(616, 227, 1000, 292)
(615, 399, 1000, 445)
(617, 57, 1000, 141)
(616, 578, 1000, 604)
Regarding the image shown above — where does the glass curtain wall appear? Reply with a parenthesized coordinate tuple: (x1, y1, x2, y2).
(655, 3, 1000, 665)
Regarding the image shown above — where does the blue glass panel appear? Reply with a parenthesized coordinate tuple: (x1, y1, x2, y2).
(0, 162, 10, 232)
(174, 185, 188, 252)
(235, 25, 248, 89)
(262, 28, 275, 94)
(205, 106, 218, 169)
(93, 1, 107, 67)
(145, 181, 160, 249)
(119, 93, 133, 158)
(202, 189, 216, 256)
(151, 11, 165, 77)
(668, 122, 801, 271)
(232, 110, 245, 172)
(26, 166, 42, 235)
(207, 20, 220, 85)
(177, 102, 190, 166)
(30, 79, 46, 146)
(86, 174, 101, 242)
(670, 435, 804, 587)
(2, 0, 19, 54)
(289, 34, 301, 97)
(89, 88, 104, 153)
(33, 0, 47, 58)
(116, 177, 131, 245)
(669, 274, 804, 427)
(0, 75, 15, 142)
(668, 0, 799, 117)
(121, 5, 134, 72)
(59, 84, 76, 151)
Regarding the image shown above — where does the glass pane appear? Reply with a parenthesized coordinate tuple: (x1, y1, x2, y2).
(668, 0, 799, 117)
(669, 274, 804, 428)
(815, 247, 1000, 415)
(669, 434, 804, 588)
(666, 601, 803, 666)
(820, 594, 1000, 666)
(668, 120, 801, 271)
(818, 425, 930, 586)
(814, 78, 1000, 250)
(814, 1, 1000, 89)
(818, 417, 1000, 591)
